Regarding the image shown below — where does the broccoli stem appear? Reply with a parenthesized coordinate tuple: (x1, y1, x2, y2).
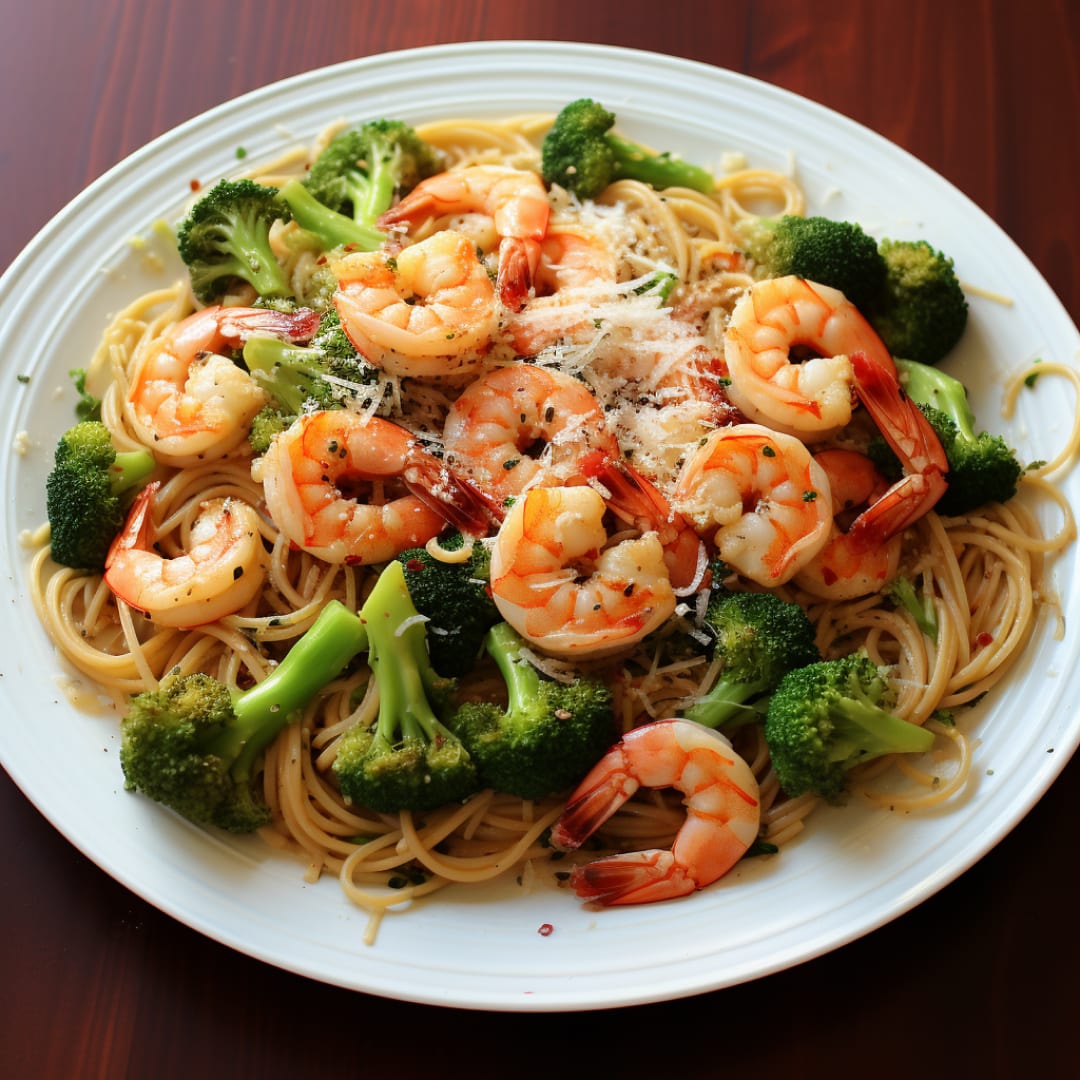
(278, 178, 386, 251)
(684, 677, 768, 731)
(229, 208, 295, 298)
(485, 621, 539, 719)
(607, 134, 716, 194)
(828, 688, 935, 763)
(897, 358, 976, 439)
(109, 450, 156, 495)
(217, 600, 369, 780)
(364, 560, 455, 747)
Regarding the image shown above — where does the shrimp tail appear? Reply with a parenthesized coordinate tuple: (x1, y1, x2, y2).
(105, 480, 161, 568)
(568, 850, 696, 905)
(496, 236, 537, 312)
(850, 351, 948, 540)
(403, 449, 505, 536)
(581, 450, 706, 591)
(549, 762, 638, 851)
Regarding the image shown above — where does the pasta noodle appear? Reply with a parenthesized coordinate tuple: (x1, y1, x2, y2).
(28, 111, 1075, 940)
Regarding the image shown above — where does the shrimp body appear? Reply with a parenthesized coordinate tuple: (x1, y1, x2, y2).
(551, 718, 761, 905)
(260, 411, 452, 564)
(489, 484, 677, 658)
(333, 230, 497, 380)
(127, 305, 319, 465)
(673, 424, 833, 586)
(794, 449, 902, 599)
(378, 165, 550, 310)
(505, 225, 619, 354)
(104, 482, 267, 628)
(724, 276, 885, 441)
(442, 364, 620, 503)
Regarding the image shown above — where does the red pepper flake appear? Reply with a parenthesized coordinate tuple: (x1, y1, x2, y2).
(405, 558, 425, 572)
(537, 923, 554, 937)
(189, 178, 201, 192)
(976, 631, 994, 647)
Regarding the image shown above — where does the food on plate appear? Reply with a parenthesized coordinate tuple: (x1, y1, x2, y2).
(29, 99, 1072, 943)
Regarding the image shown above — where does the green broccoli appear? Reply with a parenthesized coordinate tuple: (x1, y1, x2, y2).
(242, 308, 380, 418)
(764, 654, 936, 801)
(69, 368, 102, 421)
(885, 576, 938, 641)
(448, 622, 615, 800)
(540, 98, 716, 200)
(176, 178, 293, 304)
(120, 599, 370, 832)
(682, 589, 820, 731)
(867, 239, 968, 365)
(898, 358, 1023, 514)
(45, 421, 156, 572)
(734, 215, 887, 310)
(395, 535, 500, 677)
(332, 560, 478, 813)
(304, 120, 441, 228)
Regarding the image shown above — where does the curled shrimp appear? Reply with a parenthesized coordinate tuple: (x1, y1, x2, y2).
(673, 424, 833, 586)
(581, 450, 707, 593)
(442, 364, 621, 504)
(127, 305, 319, 465)
(260, 411, 489, 565)
(794, 449, 902, 599)
(551, 718, 761, 905)
(504, 224, 618, 354)
(489, 484, 677, 658)
(332, 230, 497, 380)
(378, 165, 551, 311)
(104, 482, 267, 628)
(723, 276, 884, 441)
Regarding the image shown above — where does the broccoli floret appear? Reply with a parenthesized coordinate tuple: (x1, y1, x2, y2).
(45, 421, 156, 572)
(448, 622, 615, 800)
(242, 307, 380, 418)
(247, 406, 292, 455)
(764, 654, 936, 801)
(867, 239, 968, 365)
(735, 215, 887, 310)
(332, 561, 478, 813)
(176, 178, 292, 304)
(305, 120, 442, 227)
(682, 589, 820, 731)
(898, 358, 1023, 513)
(541, 98, 715, 200)
(395, 535, 500, 677)
(120, 599, 370, 832)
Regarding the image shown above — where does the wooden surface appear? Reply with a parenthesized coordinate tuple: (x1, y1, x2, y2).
(2, 1, 1078, 1075)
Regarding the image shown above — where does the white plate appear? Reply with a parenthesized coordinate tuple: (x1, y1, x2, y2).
(1, 42, 1078, 1011)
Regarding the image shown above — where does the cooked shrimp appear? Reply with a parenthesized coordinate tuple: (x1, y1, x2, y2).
(794, 449, 902, 599)
(260, 411, 488, 565)
(332, 230, 497, 380)
(580, 450, 707, 592)
(847, 349, 947, 542)
(505, 225, 618, 354)
(673, 424, 833, 586)
(127, 305, 319, 465)
(489, 484, 677, 658)
(104, 482, 267, 628)
(550, 718, 761, 905)
(441, 364, 620, 504)
(378, 165, 550, 310)
(723, 276, 885, 441)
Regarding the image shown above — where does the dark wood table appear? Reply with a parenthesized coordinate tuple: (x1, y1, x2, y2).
(3, 1, 1078, 1075)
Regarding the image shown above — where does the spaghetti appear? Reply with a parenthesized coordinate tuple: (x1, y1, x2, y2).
(28, 112, 1076, 942)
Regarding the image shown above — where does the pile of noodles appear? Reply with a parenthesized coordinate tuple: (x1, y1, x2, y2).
(27, 113, 1077, 943)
